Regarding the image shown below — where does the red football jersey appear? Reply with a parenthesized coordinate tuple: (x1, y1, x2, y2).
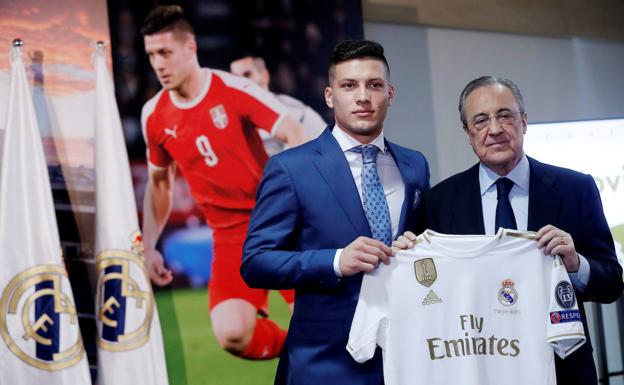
(141, 69, 286, 229)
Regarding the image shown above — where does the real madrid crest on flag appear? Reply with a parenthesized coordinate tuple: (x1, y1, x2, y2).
(0, 265, 85, 371)
(210, 104, 228, 129)
(95, 233, 154, 352)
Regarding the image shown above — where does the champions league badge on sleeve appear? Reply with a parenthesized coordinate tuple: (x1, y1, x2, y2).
(554, 281, 576, 309)
(0, 265, 86, 370)
(549, 280, 581, 324)
(497, 279, 518, 306)
(96, 235, 154, 352)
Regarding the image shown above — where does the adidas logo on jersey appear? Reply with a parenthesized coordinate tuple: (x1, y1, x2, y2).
(422, 289, 442, 306)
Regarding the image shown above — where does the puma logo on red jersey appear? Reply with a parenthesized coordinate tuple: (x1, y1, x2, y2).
(164, 125, 178, 138)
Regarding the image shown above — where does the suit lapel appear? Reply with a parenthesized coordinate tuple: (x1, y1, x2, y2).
(386, 141, 416, 234)
(459, 164, 486, 234)
(312, 129, 371, 237)
(527, 157, 560, 231)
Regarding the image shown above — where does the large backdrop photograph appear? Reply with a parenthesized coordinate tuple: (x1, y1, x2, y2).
(107, 1, 363, 384)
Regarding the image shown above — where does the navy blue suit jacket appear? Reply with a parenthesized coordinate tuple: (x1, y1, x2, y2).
(242, 128, 430, 385)
(423, 156, 623, 385)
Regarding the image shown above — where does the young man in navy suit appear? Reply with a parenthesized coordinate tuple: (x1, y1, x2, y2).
(242, 40, 430, 384)
(397, 76, 623, 385)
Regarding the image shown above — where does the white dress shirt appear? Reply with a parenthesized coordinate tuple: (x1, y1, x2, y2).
(332, 125, 405, 276)
(479, 155, 589, 291)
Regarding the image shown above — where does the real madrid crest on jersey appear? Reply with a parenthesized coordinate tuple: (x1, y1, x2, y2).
(414, 258, 437, 287)
(96, 231, 154, 352)
(210, 104, 228, 129)
(497, 278, 518, 306)
(0, 265, 85, 370)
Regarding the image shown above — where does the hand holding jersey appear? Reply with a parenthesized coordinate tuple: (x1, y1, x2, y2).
(338, 236, 393, 277)
(350, 229, 585, 385)
(536, 225, 580, 272)
(395, 223, 582, 273)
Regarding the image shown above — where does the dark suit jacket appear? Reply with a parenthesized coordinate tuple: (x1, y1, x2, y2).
(242, 128, 430, 385)
(423, 156, 623, 385)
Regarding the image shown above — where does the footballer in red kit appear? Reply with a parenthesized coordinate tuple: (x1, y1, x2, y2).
(143, 69, 283, 226)
(140, 5, 305, 360)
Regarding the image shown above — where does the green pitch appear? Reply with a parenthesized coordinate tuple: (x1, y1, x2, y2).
(155, 288, 291, 385)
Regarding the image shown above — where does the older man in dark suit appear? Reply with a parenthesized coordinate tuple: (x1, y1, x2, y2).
(399, 76, 623, 385)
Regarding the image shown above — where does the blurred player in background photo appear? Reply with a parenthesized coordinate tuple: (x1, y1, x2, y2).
(140, 5, 306, 360)
(230, 54, 326, 155)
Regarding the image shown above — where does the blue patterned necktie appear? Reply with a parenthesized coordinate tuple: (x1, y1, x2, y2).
(352, 145, 392, 245)
(494, 177, 517, 232)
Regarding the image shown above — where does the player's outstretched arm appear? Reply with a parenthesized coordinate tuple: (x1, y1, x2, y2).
(273, 115, 307, 147)
(143, 164, 175, 286)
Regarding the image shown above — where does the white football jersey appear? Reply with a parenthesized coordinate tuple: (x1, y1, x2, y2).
(347, 229, 586, 385)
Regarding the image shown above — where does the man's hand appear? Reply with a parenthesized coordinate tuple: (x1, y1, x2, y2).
(536, 224, 579, 272)
(339, 236, 393, 276)
(392, 231, 418, 250)
(145, 248, 173, 286)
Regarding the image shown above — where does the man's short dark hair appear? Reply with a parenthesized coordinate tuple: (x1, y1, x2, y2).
(230, 50, 266, 69)
(328, 39, 389, 83)
(140, 5, 194, 37)
(458, 76, 525, 128)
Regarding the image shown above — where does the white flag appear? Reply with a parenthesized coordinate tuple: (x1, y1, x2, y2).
(92, 43, 169, 385)
(0, 42, 91, 384)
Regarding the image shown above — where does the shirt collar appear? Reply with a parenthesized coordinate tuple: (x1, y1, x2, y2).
(332, 124, 386, 154)
(479, 154, 530, 195)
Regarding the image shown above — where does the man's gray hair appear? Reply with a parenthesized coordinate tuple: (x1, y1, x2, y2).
(459, 76, 525, 127)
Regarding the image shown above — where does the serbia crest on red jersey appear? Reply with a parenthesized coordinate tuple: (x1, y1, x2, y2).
(210, 104, 228, 129)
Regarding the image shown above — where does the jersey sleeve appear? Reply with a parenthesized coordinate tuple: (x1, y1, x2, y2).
(547, 256, 586, 359)
(241, 84, 287, 136)
(218, 71, 287, 136)
(347, 265, 389, 363)
(141, 96, 172, 169)
(301, 106, 327, 138)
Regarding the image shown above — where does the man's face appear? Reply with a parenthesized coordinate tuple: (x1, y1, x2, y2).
(144, 30, 196, 91)
(230, 57, 269, 89)
(325, 58, 394, 143)
(464, 84, 527, 176)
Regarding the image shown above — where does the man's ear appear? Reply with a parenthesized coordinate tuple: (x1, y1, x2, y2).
(185, 35, 197, 53)
(324, 86, 334, 108)
(521, 112, 528, 134)
(387, 84, 395, 106)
